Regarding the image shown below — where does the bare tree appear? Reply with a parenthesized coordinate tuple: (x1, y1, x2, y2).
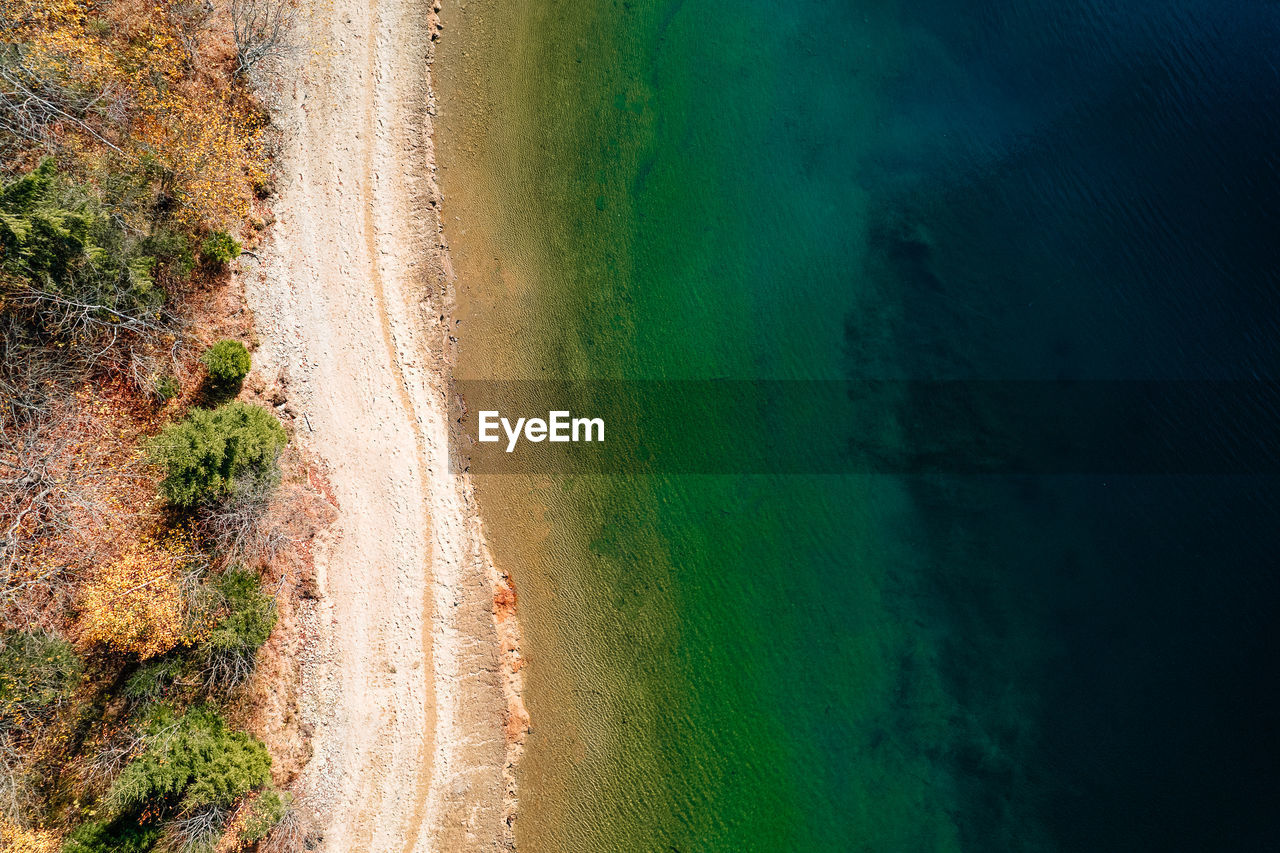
(202, 636, 261, 691)
(0, 350, 159, 619)
(167, 1, 217, 70)
(82, 726, 144, 793)
(6, 289, 173, 361)
(0, 47, 126, 154)
(200, 471, 293, 569)
(260, 797, 312, 853)
(160, 805, 227, 853)
(0, 399, 111, 603)
(229, 0, 298, 81)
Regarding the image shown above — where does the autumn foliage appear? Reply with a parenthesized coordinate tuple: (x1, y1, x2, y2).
(0, 0, 269, 226)
(0, 816, 60, 852)
(0, 1, 312, 848)
(77, 533, 191, 659)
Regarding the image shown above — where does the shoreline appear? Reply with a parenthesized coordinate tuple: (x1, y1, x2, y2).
(244, 0, 526, 849)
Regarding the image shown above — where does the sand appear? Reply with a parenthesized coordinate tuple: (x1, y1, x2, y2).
(242, 0, 526, 850)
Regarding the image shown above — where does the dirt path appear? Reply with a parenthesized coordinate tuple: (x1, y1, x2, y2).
(243, 1, 523, 850)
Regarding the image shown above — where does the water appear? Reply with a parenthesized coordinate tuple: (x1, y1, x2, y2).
(434, 0, 1280, 849)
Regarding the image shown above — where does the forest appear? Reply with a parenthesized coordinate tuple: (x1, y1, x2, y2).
(0, 2, 326, 851)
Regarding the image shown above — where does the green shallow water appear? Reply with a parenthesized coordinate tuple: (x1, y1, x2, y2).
(435, 0, 1280, 849)
(434, 3, 989, 849)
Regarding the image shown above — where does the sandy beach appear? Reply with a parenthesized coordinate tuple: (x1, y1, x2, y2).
(242, 0, 525, 849)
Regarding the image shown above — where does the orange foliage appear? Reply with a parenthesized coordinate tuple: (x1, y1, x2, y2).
(4, 0, 268, 226)
(78, 529, 197, 658)
(134, 83, 268, 227)
(0, 817, 60, 853)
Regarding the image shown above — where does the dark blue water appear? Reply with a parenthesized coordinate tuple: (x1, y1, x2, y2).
(858, 0, 1280, 849)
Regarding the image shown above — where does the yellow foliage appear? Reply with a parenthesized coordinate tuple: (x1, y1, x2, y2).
(135, 84, 268, 228)
(79, 532, 192, 659)
(0, 818, 60, 853)
(4, 0, 269, 227)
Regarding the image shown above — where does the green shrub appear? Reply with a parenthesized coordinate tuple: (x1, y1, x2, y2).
(142, 228, 195, 280)
(104, 705, 271, 819)
(0, 160, 95, 284)
(0, 160, 163, 323)
(201, 569, 277, 688)
(0, 630, 81, 728)
(62, 817, 162, 853)
(199, 231, 241, 265)
(122, 656, 187, 706)
(200, 339, 251, 386)
(239, 788, 290, 842)
(153, 374, 181, 401)
(151, 402, 287, 507)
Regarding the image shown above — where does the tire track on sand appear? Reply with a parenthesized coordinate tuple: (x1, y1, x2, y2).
(358, 2, 436, 849)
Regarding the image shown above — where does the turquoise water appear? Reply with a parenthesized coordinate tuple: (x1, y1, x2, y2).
(437, 0, 1280, 849)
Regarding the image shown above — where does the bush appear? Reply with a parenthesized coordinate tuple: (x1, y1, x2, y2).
(154, 374, 181, 401)
(151, 402, 287, 507)
(200, 340, 251, 387)
(62, 817, 162, 853)
(0, 630, 81, 728)
(201, 569, 277, 689)
(78, 542, 187, 660)
(142, 228, 196, 280)
(122, 657, 187, 706)
(199, 231, 241, 266)
(104, 705, 271, 819)
(239, 788, 290, 843)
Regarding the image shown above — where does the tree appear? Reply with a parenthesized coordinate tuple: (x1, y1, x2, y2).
(151, 403, 287, 508)
(0, 1, 126, 157)
(229, 0, 297, 81)
(0, 630, 80, 730)
(103, 705, 270, 819)
(199, 568, 276, 689)
(199, 339, 250, 387)
(60, 817, 161, 853)
(198, 231, 240, 266)
(0, 160, 169, 352)
(0, 3, 269, 226)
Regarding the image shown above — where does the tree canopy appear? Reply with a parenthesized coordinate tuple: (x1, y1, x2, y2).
(151, 402, 287, 507)
(103, 705, 271, 818)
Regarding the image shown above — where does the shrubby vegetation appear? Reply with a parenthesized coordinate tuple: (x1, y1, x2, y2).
(238, 788, 290, 843)
(61, 818, 162, 853)
(152, 402, 288, 508)
(105, 705, 271, 818)
(200, 231, 242, 266)
(201, 339, 251, 387)
(0, 1, 306, 850)
(77, 535, 193, 659)
(122, 656, 187, 708)
(0, 630, 80, 726)
(0, 160, 167, 337)
(200, 568, 276, 689)
(1, 816, 61, 851)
